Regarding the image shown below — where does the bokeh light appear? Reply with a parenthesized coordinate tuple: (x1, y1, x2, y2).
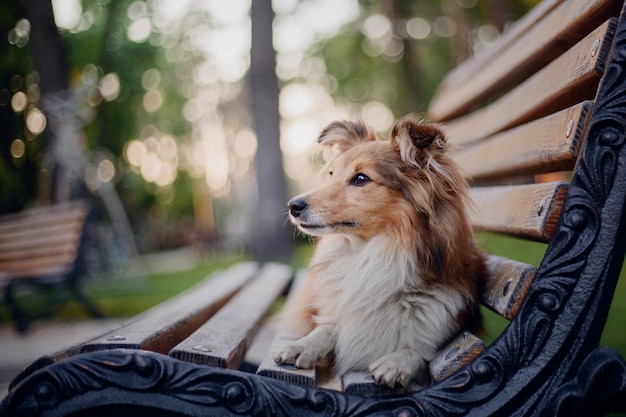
(232, 129, 257, 160)
(10, 139, 25, 159)
(125, 132, 179, 188)
(406, 18, 431, 40)
(361, 101, 393, 132)
(97, 159, 115, 183)
(143, 89, 163, 113)
(25, 108, 47, 135)
(100, 73, 120, 101)
(11, 91, 27, 113)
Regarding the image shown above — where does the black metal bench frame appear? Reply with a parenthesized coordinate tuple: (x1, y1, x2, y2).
(3, 3, 626, 417)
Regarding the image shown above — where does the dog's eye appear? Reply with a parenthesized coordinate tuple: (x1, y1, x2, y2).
(350, 173, 370, 186)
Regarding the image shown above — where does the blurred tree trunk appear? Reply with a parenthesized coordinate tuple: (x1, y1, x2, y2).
(21, 0, 86, 203)
(21, 0, 67, 94)
(249, 0, 294, 262)
(22, 0, 139, 267)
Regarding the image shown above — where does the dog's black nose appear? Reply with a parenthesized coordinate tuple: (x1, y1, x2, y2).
(288, 198, 307, 218)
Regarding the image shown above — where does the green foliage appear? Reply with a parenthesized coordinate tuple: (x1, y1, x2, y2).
(318, 28, 423, 116)
(316, 0, 537, 119)
(58, 0, 188, 156)
(600, 262, 626, 351)
(0, 1, 42, 212)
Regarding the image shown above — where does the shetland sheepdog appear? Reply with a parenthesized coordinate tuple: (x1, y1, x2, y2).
(274, 115, 487, 388)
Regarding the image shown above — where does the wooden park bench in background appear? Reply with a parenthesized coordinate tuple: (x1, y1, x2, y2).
(0, 200, 102, 333)
(2, 0, 626, 415)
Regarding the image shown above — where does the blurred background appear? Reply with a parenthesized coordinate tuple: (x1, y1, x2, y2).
(3, 0, 626, 397)
(0, 0, 537, 265)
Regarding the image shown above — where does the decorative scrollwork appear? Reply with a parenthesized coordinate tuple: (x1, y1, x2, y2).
(4, 350, 384, 417)
(545, 347, 626, 417)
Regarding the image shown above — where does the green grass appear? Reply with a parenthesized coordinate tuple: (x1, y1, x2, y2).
(81, 255, 246, 318)
(0, 254, 246, 323)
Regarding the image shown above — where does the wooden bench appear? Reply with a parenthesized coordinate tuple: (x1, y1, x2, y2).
(0, 200, 102, 333)
(2, 0, 626, 415)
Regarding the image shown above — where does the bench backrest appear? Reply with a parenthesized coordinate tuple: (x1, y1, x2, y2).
(406, 0, 622, 384)
(421, 0, 626, 411)
(0, 200, 89, 282)
(430, 0, 619, 317)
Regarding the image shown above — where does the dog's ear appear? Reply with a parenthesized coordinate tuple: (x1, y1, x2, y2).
(318, 120, 376, 154)
(391, 115, 447, 170)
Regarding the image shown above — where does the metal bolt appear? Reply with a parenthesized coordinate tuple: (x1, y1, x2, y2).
(193, 345, 212, 352)
(538, 198, 546, 216)
(503, 280, 512, 297)
(591, 39, 600, 57)
(565, 119, 574, 138)
(445, 346, 461, 361)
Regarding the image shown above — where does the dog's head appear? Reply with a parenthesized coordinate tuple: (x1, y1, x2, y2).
(288, 115, 465, 242)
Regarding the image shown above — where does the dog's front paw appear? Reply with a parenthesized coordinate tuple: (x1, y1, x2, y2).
(274, 342, 326, 369)
(369, 356, 412, 388)
(369, 349, 430, 389)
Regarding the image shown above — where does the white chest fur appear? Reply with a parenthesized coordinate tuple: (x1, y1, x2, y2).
(310, 235, 466, 373)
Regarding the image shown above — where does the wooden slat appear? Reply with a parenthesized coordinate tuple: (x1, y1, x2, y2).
(0, 242, 78, 262)
(0, 202, 87, 233)
(0, 201, 87, 281)
(470, 182, 569, 241)
(483, 255, 537, 320)
(454, 102, 591, 180)
(169, 263, 292, 369)
(0, 216, 84, 237)
(342, 371, 413, 397)
(437, 0, 562, 92)
(0, 253, 76, 276)
(442, 20, 615, 146)
(81, 262, 259, 354)
(429, 332, 486, 383)
(257, 269, 317, 385)
(0, 201, 87, 278)
(242, 323, 276, 367)
(257, 332, 317, 386)
(0, 266, 73, 282)
(429, 0, 620, 121)
(422, 257, 536, 382)
(0, 230, 83, 255)
(0, 221, 83, 246)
